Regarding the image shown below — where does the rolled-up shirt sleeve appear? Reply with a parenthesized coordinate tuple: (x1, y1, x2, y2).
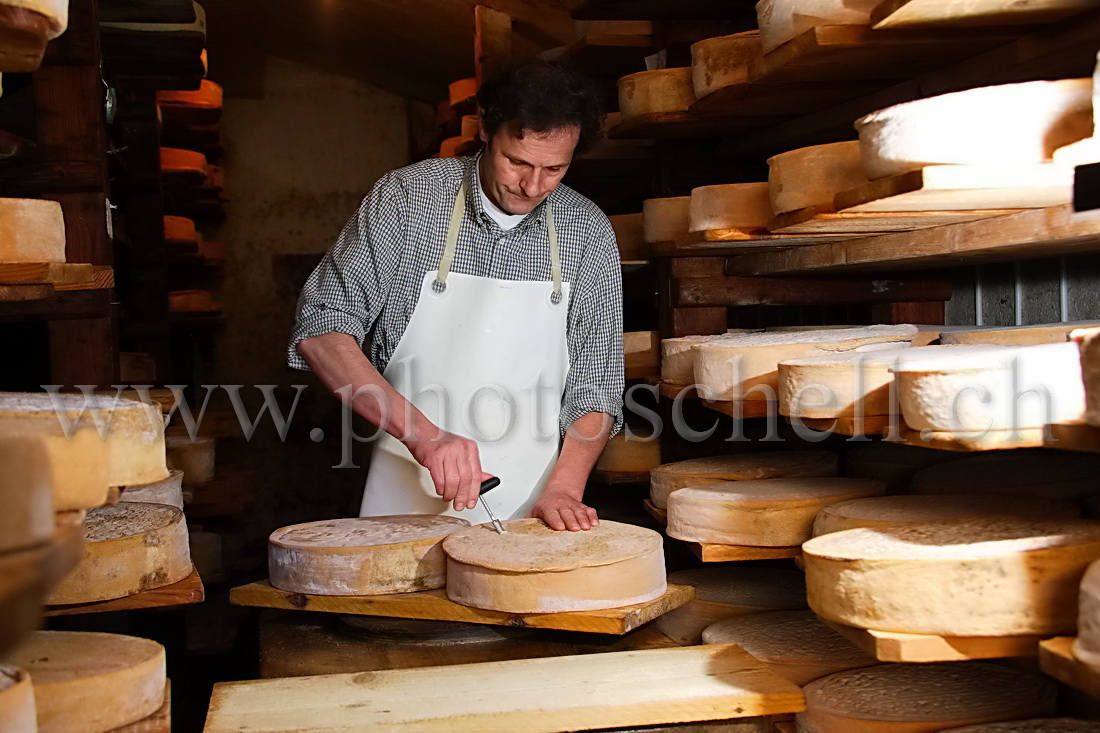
(560, 216, 625, 437)
(287, 172, 406, 371)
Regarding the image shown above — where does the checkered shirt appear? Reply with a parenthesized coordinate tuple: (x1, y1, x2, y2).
(287, 154, 625, 436)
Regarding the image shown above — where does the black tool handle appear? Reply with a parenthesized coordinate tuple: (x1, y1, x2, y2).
(479, 477, 501, 495)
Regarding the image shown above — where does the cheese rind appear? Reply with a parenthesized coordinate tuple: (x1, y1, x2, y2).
(650, 450, 839, 510)
(595, 430, 660, 473)
(623, 330, 659, 375)
(767, 141, 868, 214)
(756, 0, 880, 52)
(269, 515, 471, 596)
(448, 78, 477, 106)
(661, 333, 739, 384)
(1, 0, 68, 37)
(642, 196, 691, 243)
(618, 68, 695, 120)
(120, 470, 184, 509)
(165, 434, 214, 485)
(911, 452, 1100, 501)
(803, 518, 1100, 635)
(690, 31, 761, 99)
(666, 477, 887, 546)
(856, 79, 1094, 179)
(8, 631, 166, 733)
(1073, 557, 1100, 667)
(0, 666, 35, 733)
(0, 421, 109, 511)
(688, 183, 771, 231)
(443, 519, 666, 613)
(0, 434, 54, 553)
(609, 212, 646, 260)
(943, 321, 1100, 345)
(1073, 326, 1100, 426)
(0, 198, 66, 263)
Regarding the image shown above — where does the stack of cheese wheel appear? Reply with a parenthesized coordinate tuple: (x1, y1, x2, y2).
(609, 212, 645, 260)
(269, 516, 470, 595)
(1074, 325, 1100, 426)
(701, 610, 876, 686)
(911, 452, 1100, 503)
(0, 665, 35, 733)
(813, 493, 1080, 536)
(0, 198, 65, 263)
(448, 78, 477, 106)
(120, 470, 184, 509)
(767, 141, 869, 215)
(596, 429, 660, 474)
(623, 330, 659, 376)
(156, 79, 224, 124)
(891, 342, 1086, 433)
(0, 0, 68, 72)
(661, 333, 740, 385)
(798, 663, 1056, 732)
(0, 392, 166, 490)
(667, 477, 887, 546)
(804, 517, 1100, 636)
(687, 183, 771, 232)
(942, 321, 1100, 345)
(943, 721, 1100, 732)
(618, 68, 694, 121)
(9, 631, 166, 733)
(855, 79, 1093, 179)
(756, 0, 879, 52)
(642, 196, 691, 244)
(778, 345, 919, 419)
(649, 450, 839, 511)
(1075, 558, 1100, 669)
(654, 566, 806, 645)
(160, 147, 207, 186)
(695, 325, 918, 401)
(48, 503, 192, 604)
(843, 441, 964, 493)
(690, 31, 761, 100)
(443, 519, 665, 613)
(166, 433, 215, 484)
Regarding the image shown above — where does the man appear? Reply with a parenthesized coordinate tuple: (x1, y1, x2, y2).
(288, 61, 624, 532)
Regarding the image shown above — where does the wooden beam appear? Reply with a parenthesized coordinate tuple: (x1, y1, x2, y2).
(475, 5, 512, 86)
(872, 0, 1094, 29)
(674, 275, 951, 307)
(658, 257, 727, 337)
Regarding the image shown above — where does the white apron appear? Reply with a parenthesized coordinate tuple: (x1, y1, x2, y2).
(359, 173, 571, 523)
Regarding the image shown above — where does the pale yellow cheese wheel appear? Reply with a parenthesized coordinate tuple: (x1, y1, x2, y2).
(0, 419, 109, 511)
(165, 434, 214, 485)
(269, 515, 470, 595)
(661, 333, 738, 384)
(803, 517, 1100, 635)
(159, 147, 206, 174)
(623, 330, 659, 374)
(610, 212, 646, 260)
(642, 196, 690, 243)
(910, 453, 1100, 501)
(942, 321, 1100, 345)
(690, 31, 761, 99)
(1074, 557, 1100, 668)
(8, 631, 166, 733)
(650, 450, 839, 510)
(448, 78, 477, 106)
(618, 67, 695, 120)
(48, 503, 192, 605)
(778, 345, 919, 419)
(443, 519, 666, 613)
(163, 215, 196, 243)
(798, 663, 1056, 733)
(1076, 326, 1100, 427)
(767, 141, 868, 214)
(120, 470, 184, 509)
(0, 433, 54, 553)
(461, 115, 479, 140)
(688, 183, 771, 231)
(0, 198, 65, 263)
(595, 430, 661, 473)
(439, 136, 463, 158)
(0, 666, 36, 733)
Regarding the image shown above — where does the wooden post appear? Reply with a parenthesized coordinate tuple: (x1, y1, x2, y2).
(475, 5, 512, 86)
(658, 257, 727, 338)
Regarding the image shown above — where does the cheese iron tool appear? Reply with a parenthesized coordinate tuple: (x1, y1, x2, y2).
(479, 477, 505, 534)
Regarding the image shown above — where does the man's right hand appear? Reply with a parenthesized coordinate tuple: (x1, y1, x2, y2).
(404, 427, 492, 512)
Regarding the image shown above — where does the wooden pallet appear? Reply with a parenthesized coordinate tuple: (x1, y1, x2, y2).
(230, 581, 694, 636)
(203, 643, 805, 733)
(872, 0, 1094, 29)
(45, 566, 204, 616)
(1039, 636, 1100, 698)
(897, 425, 1046, 451)
(825, 620, 1043, 662)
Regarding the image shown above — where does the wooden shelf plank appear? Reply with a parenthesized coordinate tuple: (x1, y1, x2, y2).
(0, 263, 94, 285)
(790, 414, 898, 437)
(44, 566, 204, 616)
(55, 265, 115, 291)
(572, 0, 759, 20)
(897, 425, 1046, 452)
(768, 206, 1021, 235)
(541, 33, 652, 79)
(1047, 421, 1100, 452)
(0, 288, 113, 321)
(872, 0, 1093, 29)
(590, 468, 651, 485)
(656, 228, 858, 258)
(825, 620, 1043, 662)
(705, 400, 781, 420)
(230, 581, 694, 636)
(204, 643, 805, 733)
(644, 498, 667, 525)
(692, 78, 885, 118)
(1040, 636, 1100, 698)
(0, 284, 53, 302)
(690, 542, 802, 563)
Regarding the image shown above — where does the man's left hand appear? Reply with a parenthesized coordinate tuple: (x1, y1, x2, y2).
(528, 490, 599, 532)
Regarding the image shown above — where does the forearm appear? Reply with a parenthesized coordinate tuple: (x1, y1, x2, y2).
(544, 411, 614, 499)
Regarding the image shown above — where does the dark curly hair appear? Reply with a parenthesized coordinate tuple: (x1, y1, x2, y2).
(477, 60, 604, 156)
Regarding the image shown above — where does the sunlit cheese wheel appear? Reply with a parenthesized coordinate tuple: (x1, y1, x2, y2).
(843, 441, 963, 492)
(688, 183, 771, 231)
(942, 321, 1100, 346)
(165, 434, 214, 485)
(163, 215, 197, 244)
(624, 330, 659, 374)
(650, 450, 838, 510)
(0, 392, 165, 489)
(1074, 326, 1100, 427)
(443, 519, 665, 613)
(596, 430, 661, 473)
(269, 515, 470, 595)
(642, 196, 690, 243)
(756, 0, 879, 52)
(0, 0, 68, 72)
(1054, 136, 1100, 167)
(0, 433, 53, 553)
(448, 78, 477, 106)
(8, 631, 166, 733)
(618, 67, 695, 120)
(702, 610, 876, 686)
(814, 493, 1080, 536)
(778, 345, 920, 419)
(943, 720, 1100, 733)
(767, 141, 869, 214)
(160, 147, 206, 181)
(48, 503, 192, 605)
(695, 325, 918, 402)
(690, 31, 762, 99)
(0, 666, 35, 733)
(0, 419, 108, 511)
(120, 469, 184, 509)
(804, 517, 1100, 635)
(655, 566, 806, 645)
(911, 452, 1100, 502)
(798, 663, 1056, 733)
(0, 198, 65, 263)
(892, 342, 1085, 432)
(667, 477, 886, 546)
(609, 212, 646, 260)
(856, 79, 1093, 179)
(661, 333, 738, 384)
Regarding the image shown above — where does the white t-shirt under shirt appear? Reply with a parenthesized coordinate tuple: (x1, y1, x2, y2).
(478, 161, 527, 231)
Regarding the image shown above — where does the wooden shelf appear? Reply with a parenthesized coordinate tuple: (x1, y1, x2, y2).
(230, 581, 695, 636)
(825, 620, 1043, 662)
(897, 425, 1045, 452)
(705, 400, 781, 420)
(44, 566, 204, 616)
(1040, 636, 1100, 698)
(590, 468, 651, 485)
(768, 206, 1022, 236)
(871, 0, 1093, 29)
(541, 33, 652, 79)
(656, 229, 855, 258)
(790, 414, 897, 437)
(0, 288, 114, 321)
(1047, 421, 1100, 453)
(572, 0, 758, 20)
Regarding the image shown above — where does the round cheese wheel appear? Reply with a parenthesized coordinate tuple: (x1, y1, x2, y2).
(690, 31, 761, 100)
(48, 503, 192, 604)
(162, 215, 196, 244)
(702, 610, 876, 686)
(165, 434, 214, 485)
(767, 141, 868, 214)
(856, 79, 1093, 179)
(655, 566, 806, 644)
(269, 515, 470, 596)
(439, 136, 463, 158)
(813, 493, 1080, 536)
(942, 321, 1100, 346)
(609, 212, 646, 260)
(0, 433, 53, 553)
(804, 517, 1100, 635)
(0, 198, 65, 263)
(757, 0, 879, 53)
(650, 450, 839, 510)
(798, 663, 1056, 733)
(661, 334, 738, 385)
(120, 470, 184, 509)
(688, 183, 771, 231)
(618, 68, 695, 120)
(443, 519, 666, 613)
(461, 115, 479, 139)
(910, 453, 1100, 501)
(1074, 558, 1100, 667)
(160, 147, 206, 177)
(642, 196, 691, 243)
(596, 431, 661, 473)
(1074, 326, 1100, 427)
(667, 477, 886, 546)
(156, 79, 223, 109)
(0, 392, 166, 489)
(8, 631, 166, 733)
(448, 78, 477, 106)
(0, 666, 35, 733)
(843, 441, 963, 492)
(943, 720, 1100, 732)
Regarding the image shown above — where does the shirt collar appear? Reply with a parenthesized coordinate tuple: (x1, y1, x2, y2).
(467, 152, 551, 231)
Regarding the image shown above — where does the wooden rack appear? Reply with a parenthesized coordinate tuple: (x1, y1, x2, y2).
(44, 566, 205, 617)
